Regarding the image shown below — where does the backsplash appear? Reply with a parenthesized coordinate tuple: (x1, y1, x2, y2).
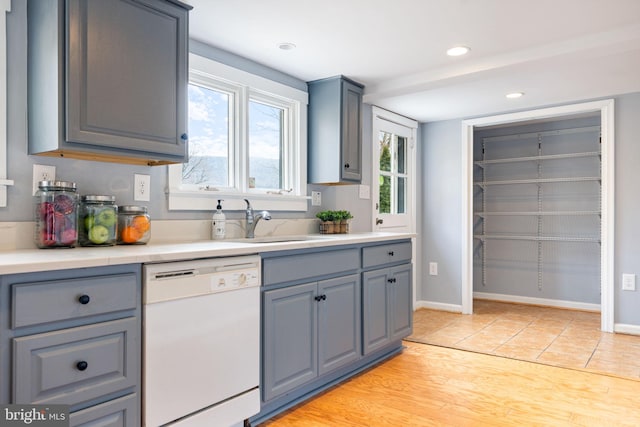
(0, 219, 321, 250)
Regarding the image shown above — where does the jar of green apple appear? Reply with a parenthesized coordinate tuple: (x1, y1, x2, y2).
(34, 180, 79, 248)
(79, 195, 118, 246)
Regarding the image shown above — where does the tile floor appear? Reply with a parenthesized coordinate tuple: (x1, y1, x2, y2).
(407, 299, 640, 379)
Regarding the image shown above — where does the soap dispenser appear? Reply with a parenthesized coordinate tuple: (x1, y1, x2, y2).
(212, 200, 226, 240)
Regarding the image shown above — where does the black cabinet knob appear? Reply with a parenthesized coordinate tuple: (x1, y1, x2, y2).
(78, 294, 90, 305)
(314, 295, 322, 302)
(76, 361, 88, 371)
(344, 163, 350, 169)
(322, 294, 327, 301)
(387, 278, 397, 284)
(180, 133, 188, 141)
(388, 251, 394, 256)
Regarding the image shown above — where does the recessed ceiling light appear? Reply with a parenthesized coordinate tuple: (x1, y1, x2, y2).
(506, 92, 524, 99)
(446, 46, 470, 57)
(278, 42, 296, 51)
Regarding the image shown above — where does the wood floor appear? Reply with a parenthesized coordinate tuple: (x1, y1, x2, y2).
(262, 341, 640, 426)
(408, 300, 640, 378)
(262, 302, 640, 426)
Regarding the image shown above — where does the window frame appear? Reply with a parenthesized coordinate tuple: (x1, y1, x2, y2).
(168, 53, 308, 211)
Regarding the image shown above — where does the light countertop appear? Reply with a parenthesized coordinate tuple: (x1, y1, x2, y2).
(0, 232, 415, 275)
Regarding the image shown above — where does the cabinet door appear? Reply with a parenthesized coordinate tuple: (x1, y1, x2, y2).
(362, 269, 391, 355)
(69, 393, 137, 427)
(13, 318, 137, 407)
(341, 79, 362, 182)
(317, 275, 361, 375)
(263, 283, 318, 402)
(389, 264, 413, 341)
(66, 0, 188, 158)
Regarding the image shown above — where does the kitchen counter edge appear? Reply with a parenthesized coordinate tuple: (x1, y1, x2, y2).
(0, 232, 416, 275)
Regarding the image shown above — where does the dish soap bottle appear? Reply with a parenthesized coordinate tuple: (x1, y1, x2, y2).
(212, 200, 226, 240)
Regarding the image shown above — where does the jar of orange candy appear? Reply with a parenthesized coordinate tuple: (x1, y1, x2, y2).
(117, 205, 150, 245)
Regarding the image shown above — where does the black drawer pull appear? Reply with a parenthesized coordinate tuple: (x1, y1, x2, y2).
(387, 278, 397, 284)
(388, 251, 395, 256)
(344, 163, 350, 169)
(78, 294, 91, 305)
(76, 361, 88, 371)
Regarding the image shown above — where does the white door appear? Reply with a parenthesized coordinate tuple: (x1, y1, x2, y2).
(372, 107, 417, 233)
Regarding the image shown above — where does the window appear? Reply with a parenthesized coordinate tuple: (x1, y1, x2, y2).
(168, 54, 308, 211)
(378, 131, 408, 215)
(183, 81, 235, 189)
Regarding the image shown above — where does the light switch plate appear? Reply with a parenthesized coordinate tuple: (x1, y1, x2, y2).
(359, 185, 370, 199)
(134, 174, 151, 202)
(622, 273, 636, 291)
(311, 191, 321, 206)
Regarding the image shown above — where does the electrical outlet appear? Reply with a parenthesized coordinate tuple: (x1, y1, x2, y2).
(134, 174, 151, 202)
(622, 273, 636, 291)
(429, 262, 438, 276)
(32, 164, 56, 195)
(311, 191, 322, 206)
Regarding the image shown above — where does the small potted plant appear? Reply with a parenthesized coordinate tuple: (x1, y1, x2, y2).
(335, 210, 353, 233)
(316, 210, 335, 234)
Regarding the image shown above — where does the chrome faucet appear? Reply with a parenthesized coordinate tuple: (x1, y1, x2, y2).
(244, 199, 271, 238)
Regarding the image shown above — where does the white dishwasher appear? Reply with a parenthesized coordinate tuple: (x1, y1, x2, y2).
(143, 255, 261, 427)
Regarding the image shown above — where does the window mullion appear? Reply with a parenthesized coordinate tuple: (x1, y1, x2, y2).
(237, 86, 249, 192)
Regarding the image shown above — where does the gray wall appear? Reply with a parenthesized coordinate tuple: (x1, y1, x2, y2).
(420, 120, 463, 305)
(0, 2, 329, 224)
(420, 91, 640, 327)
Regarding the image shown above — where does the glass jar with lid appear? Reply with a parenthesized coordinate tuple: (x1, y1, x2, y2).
(117, 205, 151, 244)
(79, 195, 118, 246)
(34, 180, 79, 248)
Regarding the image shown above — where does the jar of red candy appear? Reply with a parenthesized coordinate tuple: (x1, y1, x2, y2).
(34, 180, 79, 248)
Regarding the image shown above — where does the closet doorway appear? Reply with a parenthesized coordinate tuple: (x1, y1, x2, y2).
(461, 100, 614, 332)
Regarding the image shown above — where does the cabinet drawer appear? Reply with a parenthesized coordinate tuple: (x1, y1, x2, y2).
(13, 318, 137, 407)
(69, 393, 137, 427)
(362, 241, 412, 269)
(12, 273, 137, 328)
(263, 248, 359, 286)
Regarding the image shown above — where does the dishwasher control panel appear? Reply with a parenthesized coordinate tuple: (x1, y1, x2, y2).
(143, 255, 261, 304)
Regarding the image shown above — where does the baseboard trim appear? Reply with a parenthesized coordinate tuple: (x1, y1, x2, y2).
(473, 292, 600, 312)
(614, 323, 640, 336)
(415, 300, 462, 313)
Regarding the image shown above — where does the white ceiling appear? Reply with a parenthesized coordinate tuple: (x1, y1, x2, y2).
(183, 0, 640, 122)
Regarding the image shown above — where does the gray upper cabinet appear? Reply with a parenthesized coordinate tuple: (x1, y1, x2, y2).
(308, 76, 363, 183)
(28, 0, 191, 166)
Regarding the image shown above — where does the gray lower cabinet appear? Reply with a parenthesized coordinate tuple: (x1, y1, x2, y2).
(69, 393, 138, 427)
(262, 274, 361, 402)
(362, 264, 413, 355)
(28, 0, 191, 165)
(0, 265, 141, 425)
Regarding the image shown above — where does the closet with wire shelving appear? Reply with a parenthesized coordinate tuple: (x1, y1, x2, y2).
(472, 115, 601, 307)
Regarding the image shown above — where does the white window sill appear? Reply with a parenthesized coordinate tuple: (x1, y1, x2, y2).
(167, 189, 310, 212)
